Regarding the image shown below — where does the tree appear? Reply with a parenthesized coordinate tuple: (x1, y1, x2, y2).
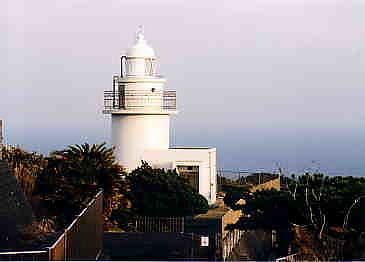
(1, 146, 46, 199)
(233, 189, 301, 230)
(32, 143, 125, 228)
(123, 161, 209, 217)
(223, 184, 250, 210)
(227, 189, 297, 259)
(285, 174, 365, 234)
(231, 173, 365, 260)
(50, 142, 123, 196)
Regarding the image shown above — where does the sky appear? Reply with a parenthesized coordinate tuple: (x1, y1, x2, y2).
(1, 0, 365, 176)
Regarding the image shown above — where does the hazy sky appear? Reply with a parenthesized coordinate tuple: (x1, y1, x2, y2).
(1, 0, 365, 175)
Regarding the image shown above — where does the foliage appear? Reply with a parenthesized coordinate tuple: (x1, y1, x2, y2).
(123, 161, 209, 217)
(284, 174, 365, 233)
(1, 146, 47, 198)
(111, 208, 135, 230)
(232, 189, 298, 230)
(1, 146, 46, 171)
(222, 184, 250, 210)
(2, 143, 125, 239)
(47, 142, 123, 196)
(231, 173, 365, 260)
(234, 174, 365, 232)
(31, 142, 123, 227)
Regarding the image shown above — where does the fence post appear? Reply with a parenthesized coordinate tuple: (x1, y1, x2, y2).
(64, 227, 68, 260)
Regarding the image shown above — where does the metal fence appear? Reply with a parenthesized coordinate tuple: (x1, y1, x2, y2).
(222, 229, 245, 261)
(134, 216, 185, 233)
(0, 190, 103, 261)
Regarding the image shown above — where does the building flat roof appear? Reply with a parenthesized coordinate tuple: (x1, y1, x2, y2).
(170, 147, 215, 150)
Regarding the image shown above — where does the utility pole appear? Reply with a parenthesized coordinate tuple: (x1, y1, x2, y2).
(0, 120, 3, 159)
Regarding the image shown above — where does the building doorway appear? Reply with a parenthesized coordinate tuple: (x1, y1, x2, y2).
(177, 165, 199, 192)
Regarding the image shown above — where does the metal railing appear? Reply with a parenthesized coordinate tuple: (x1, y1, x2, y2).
(133, 216, 185, 233)
(103, 89, 176, 113)
(0, 250, 49, 261)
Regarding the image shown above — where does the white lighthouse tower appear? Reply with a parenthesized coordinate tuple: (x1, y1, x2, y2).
(104, 28, 217, 204)
(104, 28, 177, 170)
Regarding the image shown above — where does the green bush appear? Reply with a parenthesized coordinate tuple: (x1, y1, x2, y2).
(124, 161, 209, 217)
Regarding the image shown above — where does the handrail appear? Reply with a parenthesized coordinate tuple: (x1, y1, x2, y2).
(275, 253, 300, 262)
(0, 250, 48, 255)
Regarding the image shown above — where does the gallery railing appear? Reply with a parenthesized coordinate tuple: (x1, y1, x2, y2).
(103, 90, 176, 113)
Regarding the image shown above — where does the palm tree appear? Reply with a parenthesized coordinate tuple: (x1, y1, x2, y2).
(52, 142, 123, 195)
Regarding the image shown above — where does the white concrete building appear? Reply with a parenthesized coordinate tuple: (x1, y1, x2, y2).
(103, 28, 216, 203)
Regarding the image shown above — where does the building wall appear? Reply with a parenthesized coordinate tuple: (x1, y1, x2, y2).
(250, 177, 280, 192)
(142, 148, 217, 204)
(112, 114, 170, 171)
(222, 209, 242, 237)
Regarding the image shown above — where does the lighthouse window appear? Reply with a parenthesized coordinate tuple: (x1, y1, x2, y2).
(144, 58, 156, 76)
(127, 60, 134, 75)
(145, 58, 152, 76)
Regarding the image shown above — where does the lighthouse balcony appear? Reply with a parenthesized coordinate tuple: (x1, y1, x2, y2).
(103, 90, 176, 114)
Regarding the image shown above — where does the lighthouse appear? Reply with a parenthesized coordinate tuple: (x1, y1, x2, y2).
(103, 28, 176, 170)
(104, 28, 217, 204)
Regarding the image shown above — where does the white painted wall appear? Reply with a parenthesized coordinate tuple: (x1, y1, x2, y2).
(112, 114, 170, 171)
(142, 148, 217, 204)
(120, 81, 165, 110)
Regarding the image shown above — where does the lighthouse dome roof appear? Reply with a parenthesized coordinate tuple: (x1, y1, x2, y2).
(127, 28, 155, 58)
